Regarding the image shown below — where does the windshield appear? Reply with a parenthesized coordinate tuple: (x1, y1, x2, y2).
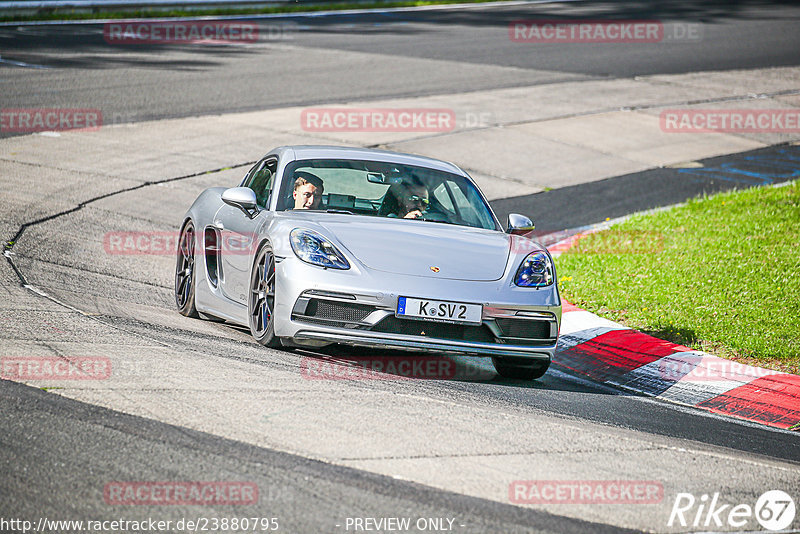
(277, 158, 499, 231)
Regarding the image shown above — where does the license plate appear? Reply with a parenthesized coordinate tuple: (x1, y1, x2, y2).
(396, 297, 482, 325)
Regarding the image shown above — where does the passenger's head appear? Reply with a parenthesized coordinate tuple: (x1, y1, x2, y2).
(293, 172, 324, 210)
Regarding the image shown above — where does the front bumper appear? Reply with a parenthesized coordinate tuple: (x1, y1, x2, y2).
(292, 328, 556, 359)
(274, 256, 561, 361)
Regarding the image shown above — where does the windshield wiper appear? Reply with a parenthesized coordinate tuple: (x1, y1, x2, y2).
(326, 209, 354, 215)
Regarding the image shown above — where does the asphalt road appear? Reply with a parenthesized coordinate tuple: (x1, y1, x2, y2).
(493, 143, 800, 233)
(1, 0, 800, 129)
(1, 379, 628, 534)
(1, 1, 800, 532)
(1, 141, 798, 531)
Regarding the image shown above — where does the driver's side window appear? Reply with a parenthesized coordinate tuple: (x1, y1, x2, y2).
(245, 158, 277, 208)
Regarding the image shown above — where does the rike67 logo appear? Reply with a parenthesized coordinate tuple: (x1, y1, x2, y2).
(668, 490, 796, 531)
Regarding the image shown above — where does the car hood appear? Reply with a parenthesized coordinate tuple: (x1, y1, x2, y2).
(316, 218, 511, 281)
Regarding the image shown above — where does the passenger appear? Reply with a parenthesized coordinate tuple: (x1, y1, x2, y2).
(292, 172, 324, 210)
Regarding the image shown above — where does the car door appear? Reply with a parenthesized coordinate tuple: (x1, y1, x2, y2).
(215, 157, 277, 305)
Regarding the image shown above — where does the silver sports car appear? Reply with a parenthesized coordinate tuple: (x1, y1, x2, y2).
(175, 146, 561, 379)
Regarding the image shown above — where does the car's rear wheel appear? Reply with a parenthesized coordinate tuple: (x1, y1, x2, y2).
(248, 244, 282, 348)
(175, 221, 199, 318)
(492, 356, 550, 380)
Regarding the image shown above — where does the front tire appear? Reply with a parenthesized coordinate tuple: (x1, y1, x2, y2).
(175, 221, 199, 318)
(492, 357, 550, 380)
(248, 244, 282, 348)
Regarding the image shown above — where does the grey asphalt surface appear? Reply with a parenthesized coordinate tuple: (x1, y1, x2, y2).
(492, 143, 800, 233)
(2, 1, 800, 532)
(1, 140, 798, 531)
(0, 379, 629, 534)
(1, 0, 800, 131)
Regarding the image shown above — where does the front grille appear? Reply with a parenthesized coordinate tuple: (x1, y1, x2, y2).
(495, 318, 552, 339)
(371, 316, 495, 343)
(298, 299, 374, 323)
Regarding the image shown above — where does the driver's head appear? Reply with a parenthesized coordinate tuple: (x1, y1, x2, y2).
(293, 172, 324, 210)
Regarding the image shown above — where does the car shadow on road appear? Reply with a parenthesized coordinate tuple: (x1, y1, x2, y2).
(286, 344, 628, 395)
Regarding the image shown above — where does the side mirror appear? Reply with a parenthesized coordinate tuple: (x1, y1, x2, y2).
(222, 187, 259, 219)
(507, 213, 535, 235)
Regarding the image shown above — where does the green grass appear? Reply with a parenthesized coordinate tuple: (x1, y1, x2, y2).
(556, 181, 800, 374)
(0, 0, 505, 23)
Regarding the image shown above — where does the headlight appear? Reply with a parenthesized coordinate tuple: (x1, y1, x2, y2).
(290, 229, 350, 270)
(514, 251, 554, 287)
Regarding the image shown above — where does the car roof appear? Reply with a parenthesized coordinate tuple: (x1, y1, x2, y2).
(268, 145, 467, 176)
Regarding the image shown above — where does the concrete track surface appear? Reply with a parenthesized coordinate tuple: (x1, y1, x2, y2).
(1, 2, 799, 533)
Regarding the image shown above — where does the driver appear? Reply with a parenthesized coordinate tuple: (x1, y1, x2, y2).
(292, 172, 324, 210)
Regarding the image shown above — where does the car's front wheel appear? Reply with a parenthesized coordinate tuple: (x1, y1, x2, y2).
(492, 356, 550, 380)
(248, 244, 282, 348)
(175, 221, 199, 318)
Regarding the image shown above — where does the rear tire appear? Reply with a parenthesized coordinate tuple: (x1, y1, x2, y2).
(248, 244, 282, 348)
(492, 357, 550, 380)
(175, 221, 199, 318)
